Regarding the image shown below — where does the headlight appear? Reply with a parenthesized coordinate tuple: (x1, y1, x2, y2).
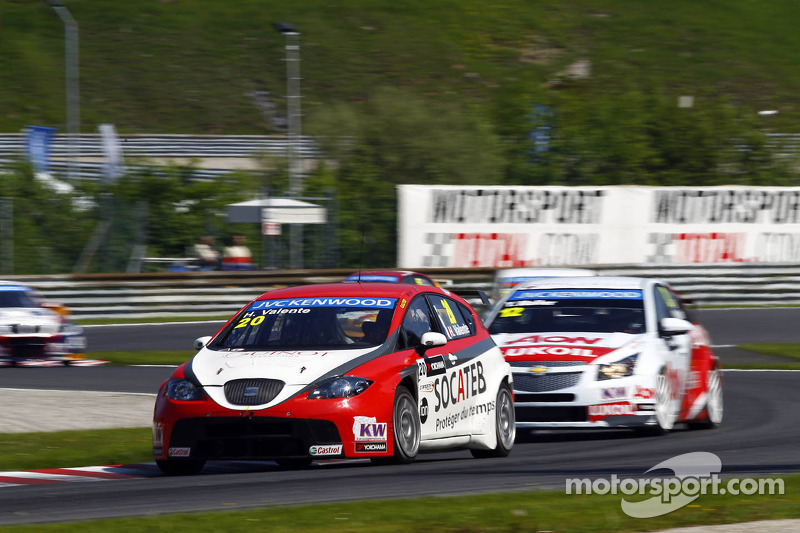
(166, 379, 203, 401)
(597, 354, 639, 380)
(307, 376, 373, 399)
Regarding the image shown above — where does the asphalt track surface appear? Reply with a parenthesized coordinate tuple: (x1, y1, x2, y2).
(0, 308, 798, 525)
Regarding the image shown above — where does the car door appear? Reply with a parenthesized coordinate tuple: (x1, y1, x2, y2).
(422, 294, 490, 440)
(652, 284, 692, 410)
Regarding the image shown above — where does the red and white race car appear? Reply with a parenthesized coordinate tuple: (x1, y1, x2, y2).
(484, 276, 722, 434)
(153, 282, 514, 475)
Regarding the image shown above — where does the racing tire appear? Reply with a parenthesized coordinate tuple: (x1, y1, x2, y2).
(375, 385, 420, 465)
(471, 383, 515, 459)
(156, 458, 206, 476)
(276, 457, 313, 469)
(637, 369, 676, 436)
(688, 368, 723, 430)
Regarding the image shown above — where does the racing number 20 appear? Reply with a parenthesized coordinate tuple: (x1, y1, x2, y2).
(234, 315, 265, 329)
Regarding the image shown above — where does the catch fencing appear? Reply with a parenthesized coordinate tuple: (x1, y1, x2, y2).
(4, 263, 800, 320)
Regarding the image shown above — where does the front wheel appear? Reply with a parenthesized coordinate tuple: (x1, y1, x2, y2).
(637, 369, 675, 436)
(156, 458, 206, 476)
(386, 385, 420, 464)
(471, 384, 515, 458)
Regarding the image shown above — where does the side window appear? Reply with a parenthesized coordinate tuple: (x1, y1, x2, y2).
(669, 287, 695, 322)
(456, 302, 477, 336)
(401, 296, 436, 348)
(653, 286, 672, 324)
(428, 295, 472, 340)
(657, 285, 688, 321)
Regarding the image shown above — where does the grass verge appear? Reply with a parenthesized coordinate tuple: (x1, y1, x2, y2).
(2, 475, 798, 532)
(0, 428, 152, 471)
(738, 344, 800, 361)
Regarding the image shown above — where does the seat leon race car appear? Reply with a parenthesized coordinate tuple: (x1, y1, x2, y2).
(153, 282, 515, 475)
(484, 276, 722, 435)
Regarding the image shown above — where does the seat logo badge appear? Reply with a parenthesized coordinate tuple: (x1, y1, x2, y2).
(243, 386, 259, 397)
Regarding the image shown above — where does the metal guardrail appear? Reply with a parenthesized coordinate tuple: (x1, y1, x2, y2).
(4, 264, 800, 319)
(0, 133, 323, 180)
(0, 133, 322, 159)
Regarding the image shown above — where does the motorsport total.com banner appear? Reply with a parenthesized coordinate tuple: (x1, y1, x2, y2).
(397, 185, 800, 268)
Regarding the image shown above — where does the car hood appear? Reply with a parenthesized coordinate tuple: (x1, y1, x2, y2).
(491, 331, 645, 363)
(0, 308, 61, 334)
(188, 346, 377, 410)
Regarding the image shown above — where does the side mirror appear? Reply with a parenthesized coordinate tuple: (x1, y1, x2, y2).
(659, 317, 692, 336)
(419, 331, 447, 349)
(194, 336, 213, 350)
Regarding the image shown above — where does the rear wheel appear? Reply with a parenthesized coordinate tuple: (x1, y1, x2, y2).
(156, 459, 206, 476)
(471, 383, 515, 458)
(689, 368, 723, 430)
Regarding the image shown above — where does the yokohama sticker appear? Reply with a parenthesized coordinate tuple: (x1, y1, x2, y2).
(309, 445, 343, 456)
(588, 402, 636, 422)
(355, 442, 388, 453)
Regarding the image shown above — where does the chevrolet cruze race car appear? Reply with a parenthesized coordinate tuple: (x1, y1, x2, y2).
(153, 282, 514, 475)
(484, 276, 722, 434)
(0, 282, 86, 365)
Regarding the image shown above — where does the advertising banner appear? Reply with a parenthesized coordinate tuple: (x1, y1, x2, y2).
(398, 185, 800, 267)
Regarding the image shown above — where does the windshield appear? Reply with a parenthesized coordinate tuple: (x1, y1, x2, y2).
(0, 288, 38, 308)
(211, 297, 397, 350)
(488, 289, 645, 335)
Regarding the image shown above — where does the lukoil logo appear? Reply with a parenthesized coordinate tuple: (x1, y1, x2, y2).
(565, 452, 785, 518)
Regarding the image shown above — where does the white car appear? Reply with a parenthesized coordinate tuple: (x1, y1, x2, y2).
(484, 276, 722, 434)
(0, 282, 87, 365)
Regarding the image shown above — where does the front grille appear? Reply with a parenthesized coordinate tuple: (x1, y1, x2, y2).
(516, 405, 588, 422)
(169, 417, 341, 460)
(224, 378, 284, 406)
(11, 324, 40, 334)
(513, 372, 582, 392)
(4, 337, 47, 358)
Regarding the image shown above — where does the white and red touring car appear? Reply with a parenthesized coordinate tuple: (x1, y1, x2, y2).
(0, 282, 87, 366)
(153, 282, 514, 475)
(484, 276, 722, 434)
